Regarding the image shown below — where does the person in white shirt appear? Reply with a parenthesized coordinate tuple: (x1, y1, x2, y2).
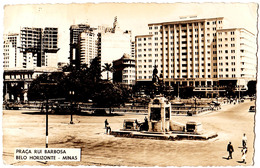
(242, 133, 247, 148)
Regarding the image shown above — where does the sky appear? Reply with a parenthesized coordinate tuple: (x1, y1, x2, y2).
(2, 2, 258, 63)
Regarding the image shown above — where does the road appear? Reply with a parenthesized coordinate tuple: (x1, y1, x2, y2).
(2, 100, 256, 166)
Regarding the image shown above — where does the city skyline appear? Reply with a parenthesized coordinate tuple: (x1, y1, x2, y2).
(3, 3, 257, 63)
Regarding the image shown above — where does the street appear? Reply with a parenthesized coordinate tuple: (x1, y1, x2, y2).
(2, 100, 256, 166)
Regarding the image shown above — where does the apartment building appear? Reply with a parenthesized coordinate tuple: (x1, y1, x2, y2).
(43, 27, 59, 67)
(69, 24, 97, 68)
(113, 53, 135, 85)
(79, 30, 98, 66)
(135, 17, 256, 96)
(216, 28, 256, 86)
(17, 27, 59, 69)
(20, 27, 43, 68)
(3, 34, 19, 69)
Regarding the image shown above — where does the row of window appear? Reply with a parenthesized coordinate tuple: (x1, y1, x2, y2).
(148, 20, 222, 30)
(218, 37, 235, 42)
(218, 31, 235, 35)
(138, 73, 234, 80)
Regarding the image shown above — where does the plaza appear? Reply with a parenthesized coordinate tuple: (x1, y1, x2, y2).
(2, 99, 255, 166)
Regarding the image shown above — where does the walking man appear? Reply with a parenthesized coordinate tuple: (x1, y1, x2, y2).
(227, 142, 234, 160)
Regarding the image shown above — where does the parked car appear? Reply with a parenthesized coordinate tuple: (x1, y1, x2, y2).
(249, 106, 256, 112)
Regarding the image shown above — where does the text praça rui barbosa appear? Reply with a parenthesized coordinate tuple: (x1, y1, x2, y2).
(14, 148, 81, 161)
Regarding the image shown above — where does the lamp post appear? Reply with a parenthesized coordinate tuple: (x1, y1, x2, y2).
(69, 90, 75, 124)
(40, 82, 57, 148)
(194, 96, 197, 112)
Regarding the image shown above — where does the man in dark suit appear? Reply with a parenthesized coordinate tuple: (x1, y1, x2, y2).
(227, 142, 234, 160)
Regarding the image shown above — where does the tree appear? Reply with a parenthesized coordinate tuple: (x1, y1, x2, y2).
(246, 80, 256, 96)
(102, 63, 114, 80)
(28, 57, 131, 112)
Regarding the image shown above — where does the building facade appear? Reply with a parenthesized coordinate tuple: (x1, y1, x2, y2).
(69, 24, 96, 68)
(79, 30, 98, 66)
(113, 53, 136, 85)
(3, 67, 59, 102)
(3, 33, 20, 69)
(43, 27, 59, 67)
(3, 27, 59, 69)
(135, 17, 256, 97)
(97, 17, 132, 80)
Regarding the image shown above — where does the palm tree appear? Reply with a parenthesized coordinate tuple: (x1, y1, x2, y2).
(102, 63, 114, 80)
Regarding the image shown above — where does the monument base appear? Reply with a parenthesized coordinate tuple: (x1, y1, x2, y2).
(111, 130, 218, 141)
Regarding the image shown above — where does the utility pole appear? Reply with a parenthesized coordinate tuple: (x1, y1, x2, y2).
(69, 90, 75, 124)
(40, 82, 57, 148)
(45, 98, 49, 148)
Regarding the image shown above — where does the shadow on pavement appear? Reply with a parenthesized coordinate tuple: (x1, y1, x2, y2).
(222, 157, 230, 160)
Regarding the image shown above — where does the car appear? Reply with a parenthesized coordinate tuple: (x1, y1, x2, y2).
(249, 106, 256, 112)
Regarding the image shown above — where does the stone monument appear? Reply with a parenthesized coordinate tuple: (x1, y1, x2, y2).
(148, 96, 171, 132)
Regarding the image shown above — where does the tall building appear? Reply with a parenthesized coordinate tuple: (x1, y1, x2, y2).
(79, 30, 98, 66)
(69, 24, 96, 68)
(20, 27, 43, 68)
(135, 17, 256, 97)
(43, 27, 59, 67)
(3, 33, 20, 69)
(97, 17, 132, 80)
(5, 27, 60, 69)
(113, 53, 136, 85)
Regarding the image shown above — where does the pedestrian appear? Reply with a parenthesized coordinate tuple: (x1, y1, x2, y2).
(104, 119, 108, 129)
(242, 133, 247, 148)
(241, 147, 247, 164)
(227, 142, 234, 160)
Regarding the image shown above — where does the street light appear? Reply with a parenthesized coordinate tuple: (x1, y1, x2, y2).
(69, 90, 75, 124)
(194, 96, 197, 112)
(40, 82, 57, 148)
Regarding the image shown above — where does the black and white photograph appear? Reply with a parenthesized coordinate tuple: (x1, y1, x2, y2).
(1, 1, 259, 167)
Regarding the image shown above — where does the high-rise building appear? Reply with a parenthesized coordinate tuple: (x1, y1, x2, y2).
(69, 24, 96, 68)
(135, 17, 256, 97)
(97, 17, 132, 80)
(3, 33, 20, 69)
(79, 30, 98, 66)
(43, 27, 59, 67)
(18, 27, 59, 69)
(20, 27, 43, 68)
